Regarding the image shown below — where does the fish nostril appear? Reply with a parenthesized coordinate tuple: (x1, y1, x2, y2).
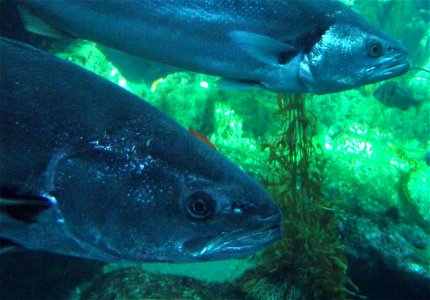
(388, 45, 408, 57)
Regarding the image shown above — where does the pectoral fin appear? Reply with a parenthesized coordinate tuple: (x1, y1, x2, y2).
(229, 30, 298, 65)
(18, 5, 73, 39)
(0, 190, 52, 224)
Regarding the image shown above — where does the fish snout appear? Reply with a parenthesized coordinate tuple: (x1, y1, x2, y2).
(255, 195, 283, 227)
(387, 40, 409, 66)
(389, 42, 408, 56)
(367, 45, 410, 82)
(249, 212, 282, 230)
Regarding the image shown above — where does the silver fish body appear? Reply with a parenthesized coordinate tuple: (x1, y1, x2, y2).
(18, 0, 409, 94)
(0, 37, 282, 262)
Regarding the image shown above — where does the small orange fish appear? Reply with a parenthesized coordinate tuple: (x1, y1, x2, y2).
(189, 127, 218, 151)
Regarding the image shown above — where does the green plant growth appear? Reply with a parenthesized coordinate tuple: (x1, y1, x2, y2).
(240, 94, 357, 300)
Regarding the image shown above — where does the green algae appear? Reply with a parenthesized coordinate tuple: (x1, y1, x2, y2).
(148, 72, 217, 132)
(49, 40, 150, 98)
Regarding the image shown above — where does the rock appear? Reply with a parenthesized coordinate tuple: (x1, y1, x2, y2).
(74, 268, 245, 300)
(340, 213, 430, 300)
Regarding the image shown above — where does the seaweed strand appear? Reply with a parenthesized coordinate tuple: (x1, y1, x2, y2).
(241, 94, 358, 300)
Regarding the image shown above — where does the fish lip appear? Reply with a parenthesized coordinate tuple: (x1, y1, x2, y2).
(183, 215, 282, 259)
(367, 55, 410, 82)
(377, 62, 410, 79)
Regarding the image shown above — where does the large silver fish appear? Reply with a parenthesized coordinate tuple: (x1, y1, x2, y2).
(0, 37, 282, 262)
(17, 0, 409, 94)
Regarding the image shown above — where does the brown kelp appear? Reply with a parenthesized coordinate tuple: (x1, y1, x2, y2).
(240, 94, 357, 299)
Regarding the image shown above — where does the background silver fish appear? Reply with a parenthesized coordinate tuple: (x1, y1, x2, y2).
(18, 0, 409, 94)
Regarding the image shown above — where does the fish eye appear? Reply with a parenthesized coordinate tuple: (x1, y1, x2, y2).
(186, 191, 215, 220)
(368, 41, 384, 57)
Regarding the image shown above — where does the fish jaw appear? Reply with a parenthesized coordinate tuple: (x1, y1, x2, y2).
(182, 213, 282, 260)
(365, 53, 410, 83)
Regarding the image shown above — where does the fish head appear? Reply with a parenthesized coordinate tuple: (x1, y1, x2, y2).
(300, 21, 410, 94)
(54, 136, 282, 263)
(109, 167, 282, 262)
(169, 173, 282, 262)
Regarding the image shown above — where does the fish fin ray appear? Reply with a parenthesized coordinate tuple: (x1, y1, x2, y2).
(229, 30, 298, 65)
(0, 187, 52, 224)
(18, 5, 73, 39)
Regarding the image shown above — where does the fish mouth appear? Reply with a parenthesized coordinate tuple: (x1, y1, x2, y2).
(367, 55, 410, 82)
(183, 215, 282, 260)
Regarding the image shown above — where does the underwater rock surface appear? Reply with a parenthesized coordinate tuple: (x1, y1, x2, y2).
(73, 268, 245, 300)
(340, 213, 430, 300)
